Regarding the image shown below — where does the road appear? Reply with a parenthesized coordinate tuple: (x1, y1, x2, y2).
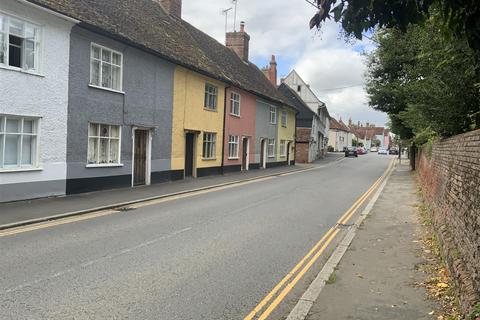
(0, 153, 392, 320)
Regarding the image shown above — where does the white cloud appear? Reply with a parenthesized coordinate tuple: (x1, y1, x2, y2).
(183, 0, 388, 126)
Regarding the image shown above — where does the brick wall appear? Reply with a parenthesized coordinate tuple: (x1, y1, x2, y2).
(296, 127, 311, 163)
(416, 129, 480, 313)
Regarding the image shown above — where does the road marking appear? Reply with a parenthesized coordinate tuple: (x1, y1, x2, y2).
(0, 177, 274, 238)
(2, 227, 192, 294)
(245, 158, 394, 320)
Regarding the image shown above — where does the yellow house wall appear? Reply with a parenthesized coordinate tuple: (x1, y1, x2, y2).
(277, 106, 296, 161)
(171, 67, 225, 171)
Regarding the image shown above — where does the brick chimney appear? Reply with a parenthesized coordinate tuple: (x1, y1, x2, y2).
(157, 0, 182, 18)
(261, 55, 277, 87)
(226, 21, 250, 61)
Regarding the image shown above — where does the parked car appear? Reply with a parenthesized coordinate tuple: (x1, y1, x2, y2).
(370, 147, 378, 152)
(356, 147, 365, 155)
(345, 147, 358, 157)
(389, 148, 399, 155)
(378, 148, 388, 155)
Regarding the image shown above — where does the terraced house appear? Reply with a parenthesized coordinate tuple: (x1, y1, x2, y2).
(1, 0, 297, 202)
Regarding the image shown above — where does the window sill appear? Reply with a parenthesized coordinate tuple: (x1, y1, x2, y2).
(201, 158, 217, 161)
(268, 155, 275, 158)
(230, 113, 241, 118)
(270, 122, 277, 125)
(228, 157, 239, 160)
(0, 64, 45, 77)
(86, 163, 124, 168)
(203, 108, 218, 113)
(88, 84, 125, 95)
(0, 167, 43, 173)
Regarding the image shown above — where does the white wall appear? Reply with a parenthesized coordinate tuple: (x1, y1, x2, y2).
(0, 0, 74, 200)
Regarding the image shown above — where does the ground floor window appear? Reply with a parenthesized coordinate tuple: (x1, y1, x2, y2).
(228, 135, 239, 159)
(87, 123, 121, 165)
(0, 115, 39, 169)
(202, 132, 216, 159)
(280, 140, 286, 157)
(267, 138, 275, 158)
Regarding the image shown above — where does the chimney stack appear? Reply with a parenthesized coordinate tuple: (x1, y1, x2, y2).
(262, 55, 278, 87)
(226, 21, 250, 61)
(157, 0, 182, 18)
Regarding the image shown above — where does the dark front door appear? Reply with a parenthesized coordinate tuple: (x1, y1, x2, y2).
(134, 130, 148, 186)
(185, 133, 195, 177)
(260, 139, 266, 169)
(242, 137, 248, 170)
(287, 142, 291, 165)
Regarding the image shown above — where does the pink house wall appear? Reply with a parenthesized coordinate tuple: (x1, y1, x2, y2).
(223, 87, 256, 167)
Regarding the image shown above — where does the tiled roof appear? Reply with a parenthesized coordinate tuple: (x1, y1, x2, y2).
(27, 0, 289, 106)
(330, 117, 350, 132)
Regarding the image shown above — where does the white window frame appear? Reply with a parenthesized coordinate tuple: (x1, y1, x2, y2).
(281, 110, 287, 127)
(267, 138, 275, 158)
(228, 135, 239, 159)
(0, 12, 42, 73)
(202, 132, 216, 159)
(89, 43, 123, 92)
(204, 84, 218, 111)
(0, 115, 40, 171)
(269, 106, 277, 124)
(280, 140, 286, 157)
(86, 123, 122, 167)
(230, 92, 241, 116)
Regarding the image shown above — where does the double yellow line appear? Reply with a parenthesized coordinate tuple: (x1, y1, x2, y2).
(245, 159, 395, 320)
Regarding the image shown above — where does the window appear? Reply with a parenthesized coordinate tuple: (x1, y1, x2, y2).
(204, 84, 218, 110)
(90, 44, 123, 91)
(267, 138, 275, 157)
(280, 140, 286, 157)
(228, 135, 239, 159)
(269, 106, 277, 124)
(281, 110, 287, 127)
(230, 92, 240, 116)
(202, 132, 216, 159)
(0, 115, 39, 169)
(0, 14, 41, 71)
(297, 85, 301, 92)
(87, 123, 121, 165)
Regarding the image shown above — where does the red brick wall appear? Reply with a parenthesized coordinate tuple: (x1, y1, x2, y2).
(295, 143, 309, 163)
(416, 129, 480, 313)
(297, 127, 311, 142)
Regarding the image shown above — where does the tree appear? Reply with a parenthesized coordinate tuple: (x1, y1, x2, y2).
(309, 0, 480, 56)
(365, 13, 480, 138)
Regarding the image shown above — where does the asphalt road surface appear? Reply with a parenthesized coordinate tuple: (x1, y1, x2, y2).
(0, 153, 392, 320)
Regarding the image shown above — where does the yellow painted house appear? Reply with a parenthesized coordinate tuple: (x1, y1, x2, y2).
(277, 105, 297, 164)
(171, 67, 226, 178)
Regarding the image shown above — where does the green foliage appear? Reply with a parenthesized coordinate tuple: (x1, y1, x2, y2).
(372, 139, 381, 147)
(310, 0, 480, 56)
(365, 12, 480, 139)
(468, 302, 480, 319)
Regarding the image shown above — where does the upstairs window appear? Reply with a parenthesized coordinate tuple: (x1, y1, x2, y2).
(269, 106, 277, 124)
(204, 84, 218, 111)
(202, 132, 216, 159)
(0, 14, 41, 72)
(230, 92, 240, 116)
(0, 115, 39, 169)
(281, 110, 287, 127)
(90, 44, 123, 91)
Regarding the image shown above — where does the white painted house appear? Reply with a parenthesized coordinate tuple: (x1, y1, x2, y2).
(0, 0, 76, 202)
(283, 70, 330, 156)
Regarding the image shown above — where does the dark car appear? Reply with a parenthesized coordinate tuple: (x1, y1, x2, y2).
(345, 147, 358, 157)
(389, 148, 399, 155)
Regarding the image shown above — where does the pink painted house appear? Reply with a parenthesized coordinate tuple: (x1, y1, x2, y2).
(223, 87, 257, 172)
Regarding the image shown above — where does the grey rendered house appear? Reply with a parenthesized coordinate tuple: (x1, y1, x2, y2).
(66, 26, 175, 194)
(254, 100, 280, 168)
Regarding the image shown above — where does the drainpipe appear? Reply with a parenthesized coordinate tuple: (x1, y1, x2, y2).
(221, 86, 231, 174)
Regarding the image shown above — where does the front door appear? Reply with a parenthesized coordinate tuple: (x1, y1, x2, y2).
(133, 130, 148, 186)
(287, 142, 291, 165)
(185, 133, 195, 177)
(242, 137, 249, 170)
(260, 139, 266, 169)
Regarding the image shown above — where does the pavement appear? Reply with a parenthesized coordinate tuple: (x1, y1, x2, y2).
(304, 161, 438, 320)
(0, 153, 390, 320)
(0, 153, 344, 228)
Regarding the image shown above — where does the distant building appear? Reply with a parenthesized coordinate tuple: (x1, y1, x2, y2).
(328, 118, 352, 151)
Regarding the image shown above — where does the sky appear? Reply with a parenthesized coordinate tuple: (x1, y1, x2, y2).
(182, 0, 388, 127)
